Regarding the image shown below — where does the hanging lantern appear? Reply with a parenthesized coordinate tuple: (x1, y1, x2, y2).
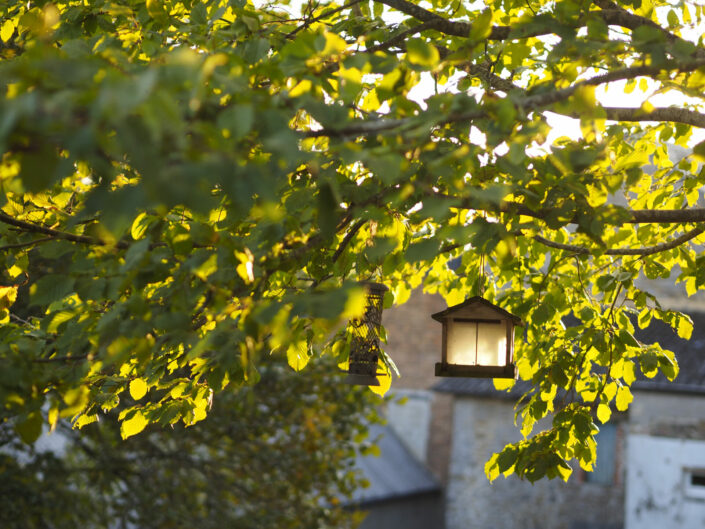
(432, 296, 523, 379)
(345, 281, 388, 386)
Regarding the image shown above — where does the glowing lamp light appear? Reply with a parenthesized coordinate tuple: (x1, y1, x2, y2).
(432, 296, 523, 379)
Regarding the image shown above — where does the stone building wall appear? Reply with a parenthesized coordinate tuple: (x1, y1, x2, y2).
(628, 392, 705, 435)
(445, 397, 625, 529)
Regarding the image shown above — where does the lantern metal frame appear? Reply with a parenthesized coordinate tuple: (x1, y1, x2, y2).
(432, 296, 524, 379)
(345, 281, 388, 386)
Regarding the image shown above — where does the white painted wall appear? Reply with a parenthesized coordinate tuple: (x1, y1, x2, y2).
(625, 435, 705, 529)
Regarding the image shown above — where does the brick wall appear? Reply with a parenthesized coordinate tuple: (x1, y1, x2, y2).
(383, 288, 446, 390)
(383, 289, 453, 484)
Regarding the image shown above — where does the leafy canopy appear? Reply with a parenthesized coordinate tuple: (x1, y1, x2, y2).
(1, 0, 705, 482)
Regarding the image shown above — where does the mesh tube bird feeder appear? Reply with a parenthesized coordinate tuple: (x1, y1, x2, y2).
(345, 281, 388, 386)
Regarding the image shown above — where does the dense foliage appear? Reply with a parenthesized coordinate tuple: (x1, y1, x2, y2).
(0, 359, 373, 529)
(1, 0, 704, 482)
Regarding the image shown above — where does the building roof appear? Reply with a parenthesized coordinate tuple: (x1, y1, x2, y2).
(630, 312, 705, 394)
(434, 312, 705, 397)
(350, 423, 441, 506)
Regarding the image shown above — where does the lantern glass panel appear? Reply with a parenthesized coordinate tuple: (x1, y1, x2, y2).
(477, 322, 507, 366)
(447, 320, 477, 365)
(447, 320, 507, 367)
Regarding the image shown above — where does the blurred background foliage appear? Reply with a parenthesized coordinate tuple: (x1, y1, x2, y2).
(0, 357, 378, 529)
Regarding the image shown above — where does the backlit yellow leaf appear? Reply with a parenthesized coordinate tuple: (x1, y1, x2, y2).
(121, 411, 148, 439)
(677, 315, 693, 340)
(369, 361, 391, 396)
(623, 361, 637, 385)
(485, 453, 500, 481)
(0, 285, 18, 310)
(686, 278, 697, 297)
(342, 286, 366, 319)
(493, 378, 515, 391)
(131, 212, 150, 240)
(194, 254, 218, 281)
(287, 340, 309, 371)
(557, 462, 572, 482)
(1, 19, 14, 42)
(597, 403, 611, 424)
(616, 386, 633, 411)
(322, 32, 347, 55)
(129, 378, 148, 401)
(289, 79, 312, 98)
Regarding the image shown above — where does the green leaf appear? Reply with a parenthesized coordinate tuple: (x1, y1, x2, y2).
(30, 275, 75, 306)
(666, 9, 679, 28)
(217, 104, 254, 141)
(405, 239, 439, 263)
(317, 183, 338, 239)
(497, 447, 517, 473)
(123, 238, 151, 271)
(405, 38, 439, 68)
(469, 9, 493, 41)
(657, 351, 678, 381)
(15, 411, 43, 444)
(19, 144, 60, 193)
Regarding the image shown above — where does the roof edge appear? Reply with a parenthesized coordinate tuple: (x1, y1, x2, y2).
(431, 296, 525, 326)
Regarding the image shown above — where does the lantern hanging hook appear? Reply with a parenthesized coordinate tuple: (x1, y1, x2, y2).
(478, 211, 486, 297)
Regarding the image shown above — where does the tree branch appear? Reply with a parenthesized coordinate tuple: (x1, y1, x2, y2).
(532, 226, 705, 256)
(364, 21, 435, 54)
(373, 0, 562, 40)
(465, 66, 705, 129)
(500, 201, 705, 224)
(0, 211, 108, 247)
(302, 58, 705, 138)
(603, 106, 705, 128)
(374, 0, 472, 37)
(375, 0, 705, 61)
(595, 0, 705, 60)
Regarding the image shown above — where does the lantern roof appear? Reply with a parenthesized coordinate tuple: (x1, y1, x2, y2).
(431, 296, 524, 326)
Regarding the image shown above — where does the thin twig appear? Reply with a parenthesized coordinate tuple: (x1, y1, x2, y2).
(32, 354, 89, 363)
(285, 0, 364, 38)
(331, 219, 366, 264)
(0, 211, 122, 248)
(0, 236, 54, 251)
